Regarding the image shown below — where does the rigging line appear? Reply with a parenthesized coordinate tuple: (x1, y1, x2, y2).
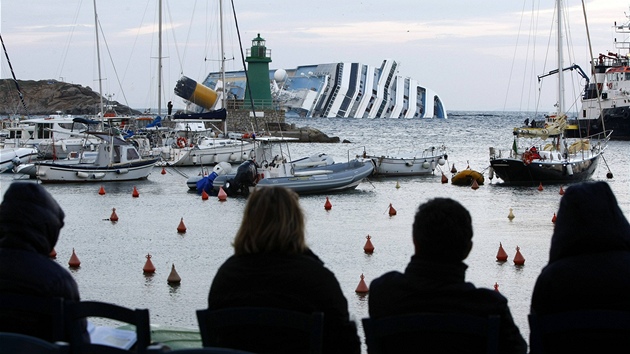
(165, 0, 184, 81)
(97, 18, 131, 112)
(503, 0, 529, 112)
(0, 34, 29, 116)
(56, 0, 83, 81)
(581, 0, 605, 133)
(230, 0, 259, 132)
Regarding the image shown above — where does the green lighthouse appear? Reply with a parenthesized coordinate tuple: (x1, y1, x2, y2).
(244, 33, 273, 108)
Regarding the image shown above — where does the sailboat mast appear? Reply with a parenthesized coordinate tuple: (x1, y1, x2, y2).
(93, 0, 104, 119)
(219, 0, 228, 134)
(557, 0, 565, 115)
(158, 0, 163, 117)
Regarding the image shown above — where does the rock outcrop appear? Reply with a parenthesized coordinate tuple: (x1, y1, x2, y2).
(0, 79, 141, 116)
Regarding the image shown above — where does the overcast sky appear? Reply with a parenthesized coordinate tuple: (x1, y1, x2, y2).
(1, 0, 629, 113)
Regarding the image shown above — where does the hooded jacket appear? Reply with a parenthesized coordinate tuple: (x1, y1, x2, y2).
(531, 181, 630, 314)
(0, 182, 86, 342)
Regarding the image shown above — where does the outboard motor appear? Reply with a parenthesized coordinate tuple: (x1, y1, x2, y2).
(224, 160, 258, 197)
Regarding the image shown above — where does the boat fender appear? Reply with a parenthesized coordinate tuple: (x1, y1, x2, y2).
(177, 137, 187, 148)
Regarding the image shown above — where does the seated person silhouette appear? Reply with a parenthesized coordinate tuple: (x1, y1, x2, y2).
(0, 182, 88, 344)
(368, 198, 527, 354)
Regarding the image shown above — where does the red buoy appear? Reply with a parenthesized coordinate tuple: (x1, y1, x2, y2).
(559, 186, 565, 195)
(167, 263, 182, 285)
(496, 242, 508, 262)
(201, 189, 209, 200)
(494, 282, 500, 292)
(324, 197, 332, 211)
(538, 182, 544, 191)
(363, 235, 375, 254)
(132, 186, 139, 198)
(110, 208, 119, 222)
(471, 179, 479, 190)
(552, 213, 557, 223)
(161, 167, 166, 175)
(513, 246, 525, 265)
(49, 248, 57, 259)
(218, 186, 228, 201)
(98, 186, 106, 195)
(450, 164, 457, 174)
(68, 248, 81, 268)
(177, 217, 187, 233)
(143, 253, 156, 274)
(441, 173, 448, 184)
(388, 203, 397, 216)
(355, 274, 369, 294)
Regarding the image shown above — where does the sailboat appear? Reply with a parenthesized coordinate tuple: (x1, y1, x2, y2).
(163, 0, 255, 167)
(489, 0, 611, 186)
(34, 0, 158, 183)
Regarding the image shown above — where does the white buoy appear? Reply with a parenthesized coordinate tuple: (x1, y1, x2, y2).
(422, 161, 430, 169)
(438, 158, 446, 166)
(566, 163, 573, 176)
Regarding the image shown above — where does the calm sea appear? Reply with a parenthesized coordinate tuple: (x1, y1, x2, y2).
(1, 111, 628, 349)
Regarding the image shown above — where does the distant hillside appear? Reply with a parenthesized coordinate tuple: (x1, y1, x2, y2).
(0, 79, 141, 116)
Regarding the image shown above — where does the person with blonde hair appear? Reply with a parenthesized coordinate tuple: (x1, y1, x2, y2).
(207, 186, 360, 354)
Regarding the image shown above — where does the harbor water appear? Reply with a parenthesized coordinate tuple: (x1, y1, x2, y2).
(1, 111, 628, 349)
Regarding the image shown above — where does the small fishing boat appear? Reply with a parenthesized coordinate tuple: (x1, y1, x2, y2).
(35, 132, 159, 183)
(187, 137, 373, 195)
(359, 145, 448, 177)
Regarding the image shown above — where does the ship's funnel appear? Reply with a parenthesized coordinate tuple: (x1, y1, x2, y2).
(174, 76, 218, 110)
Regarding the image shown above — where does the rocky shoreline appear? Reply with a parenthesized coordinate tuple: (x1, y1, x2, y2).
(0, 79, 140, 116)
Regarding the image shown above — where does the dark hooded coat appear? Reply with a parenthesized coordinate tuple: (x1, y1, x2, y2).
(530, 181, 630, 352)
(0, 182, 87, 343)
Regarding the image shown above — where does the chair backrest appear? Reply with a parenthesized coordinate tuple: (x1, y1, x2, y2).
(196, 307, 324, 354)
(151, 348, 256, 354)
(64, 300, 151, 354)
(0, 292, 65, 342)
(528, 310, 630, 354)
(362, 313, 500, 354)
(0, 331, 69, 354)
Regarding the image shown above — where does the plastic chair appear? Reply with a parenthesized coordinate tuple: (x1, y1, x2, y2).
(0, 332, 69, 354)
(528, 310, 630, 354)
(196, 307, 324, 354)
(0, 292, 65, 342)
(64, 300, 151, 354)
(362, 313, 500, 354)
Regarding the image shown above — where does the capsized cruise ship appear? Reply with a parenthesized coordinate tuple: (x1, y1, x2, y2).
(200, 58, 447, 119)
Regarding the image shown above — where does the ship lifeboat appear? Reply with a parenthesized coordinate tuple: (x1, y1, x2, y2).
(451, 169, 485, 186)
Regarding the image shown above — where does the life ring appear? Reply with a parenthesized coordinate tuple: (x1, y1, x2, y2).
(177, 137, 187, 148)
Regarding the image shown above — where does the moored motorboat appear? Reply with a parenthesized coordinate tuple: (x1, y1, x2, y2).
(35, 132, 158, 183)
(187, 137, 373, 195)
(359, 145, 448, 177)
(0, 147, 38, 173)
